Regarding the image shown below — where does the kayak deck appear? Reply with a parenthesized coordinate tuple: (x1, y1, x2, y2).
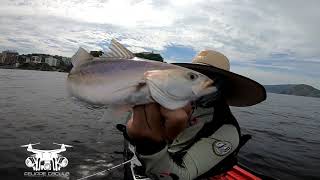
(211, 165, 262, 180)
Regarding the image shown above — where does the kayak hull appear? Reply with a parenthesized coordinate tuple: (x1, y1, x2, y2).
(210, 165, 262, 180)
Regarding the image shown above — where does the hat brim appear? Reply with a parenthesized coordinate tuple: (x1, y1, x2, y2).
(173, 63, 267, 107)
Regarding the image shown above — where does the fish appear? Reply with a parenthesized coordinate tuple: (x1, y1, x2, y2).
(67, 39, 216, 110)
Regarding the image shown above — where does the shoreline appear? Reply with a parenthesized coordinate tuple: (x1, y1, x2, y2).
(0, 67, 68, 74)
(0, 64, 70, 73)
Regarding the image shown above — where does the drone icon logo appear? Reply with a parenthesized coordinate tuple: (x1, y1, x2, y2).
(21, 143, 72, 171)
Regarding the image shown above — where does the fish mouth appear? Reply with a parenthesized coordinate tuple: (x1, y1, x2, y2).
(193, 79, 216, 97)
(202, 79, 214, 88)
(201, 86, 217, 96)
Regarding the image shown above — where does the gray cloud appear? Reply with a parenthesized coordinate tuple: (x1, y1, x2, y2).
(0, 0, 319, 87)
(1, 0, 319, 59)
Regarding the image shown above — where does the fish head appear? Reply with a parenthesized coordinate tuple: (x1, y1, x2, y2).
(145, 68, 217, 102)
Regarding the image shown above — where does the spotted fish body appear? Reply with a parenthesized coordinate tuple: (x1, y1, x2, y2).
(67, 40, 216, 110)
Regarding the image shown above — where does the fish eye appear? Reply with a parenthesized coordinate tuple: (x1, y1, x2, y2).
(187, 72, 198, 81)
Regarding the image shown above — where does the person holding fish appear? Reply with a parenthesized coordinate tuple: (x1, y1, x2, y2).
(126, 51, 266, 180)
(67, 40, 266, 180)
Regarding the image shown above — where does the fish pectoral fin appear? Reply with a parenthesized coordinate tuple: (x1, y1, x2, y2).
(110, 105, 132, 116)
(71, 47, 93, 67)
(112, 80, 146, 93)
(100, 105, 132, 120)
(103, 39, 135, 59)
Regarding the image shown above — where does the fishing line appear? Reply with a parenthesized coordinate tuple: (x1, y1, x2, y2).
(77, 157, 136, 180)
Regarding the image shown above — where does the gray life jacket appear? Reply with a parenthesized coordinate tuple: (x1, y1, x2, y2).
(170, 98, 251, 179)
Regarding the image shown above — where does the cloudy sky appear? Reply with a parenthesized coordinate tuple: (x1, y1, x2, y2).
(0, 0, 319, 88)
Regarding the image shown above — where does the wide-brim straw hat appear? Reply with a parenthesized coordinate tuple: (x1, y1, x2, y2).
(173, 50, 266, 107)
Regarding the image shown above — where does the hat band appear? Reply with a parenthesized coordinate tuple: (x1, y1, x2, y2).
(193, 62, 230, 72)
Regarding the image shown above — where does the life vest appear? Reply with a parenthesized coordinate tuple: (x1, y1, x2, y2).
(170, 98, 251, 179)
(116, 99, 252, 179)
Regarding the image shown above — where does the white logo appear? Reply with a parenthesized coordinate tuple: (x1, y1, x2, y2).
(213, 141, 232, 156)
(21, 143, 71, 171)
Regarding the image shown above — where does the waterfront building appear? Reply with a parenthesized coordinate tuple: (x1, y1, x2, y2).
(61, 57, 71, 65)
(45, 56, 60, 66)
(25, 56, 31, 63)
(17, 55, 31, 63)
(0, 51, 19, 64)
(31, 55, 43, 63)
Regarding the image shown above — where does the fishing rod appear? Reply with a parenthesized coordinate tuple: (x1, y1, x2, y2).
(77, 157, 136, 180)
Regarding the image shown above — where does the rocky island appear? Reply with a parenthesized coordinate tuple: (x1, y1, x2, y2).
(264, 84, 320, 98)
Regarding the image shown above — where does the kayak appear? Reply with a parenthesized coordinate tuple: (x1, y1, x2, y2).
(123, 140, 275, 180)
(210, 165, 262, 180)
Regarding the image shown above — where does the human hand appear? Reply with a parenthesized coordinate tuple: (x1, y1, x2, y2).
(127, 103, 192, 143)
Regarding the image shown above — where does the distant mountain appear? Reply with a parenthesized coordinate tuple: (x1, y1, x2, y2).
(264, 84, 320, 98)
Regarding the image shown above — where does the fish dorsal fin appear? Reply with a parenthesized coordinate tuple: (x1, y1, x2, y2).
(71, 47, 93, 67)
(104, 39, 135, 59)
